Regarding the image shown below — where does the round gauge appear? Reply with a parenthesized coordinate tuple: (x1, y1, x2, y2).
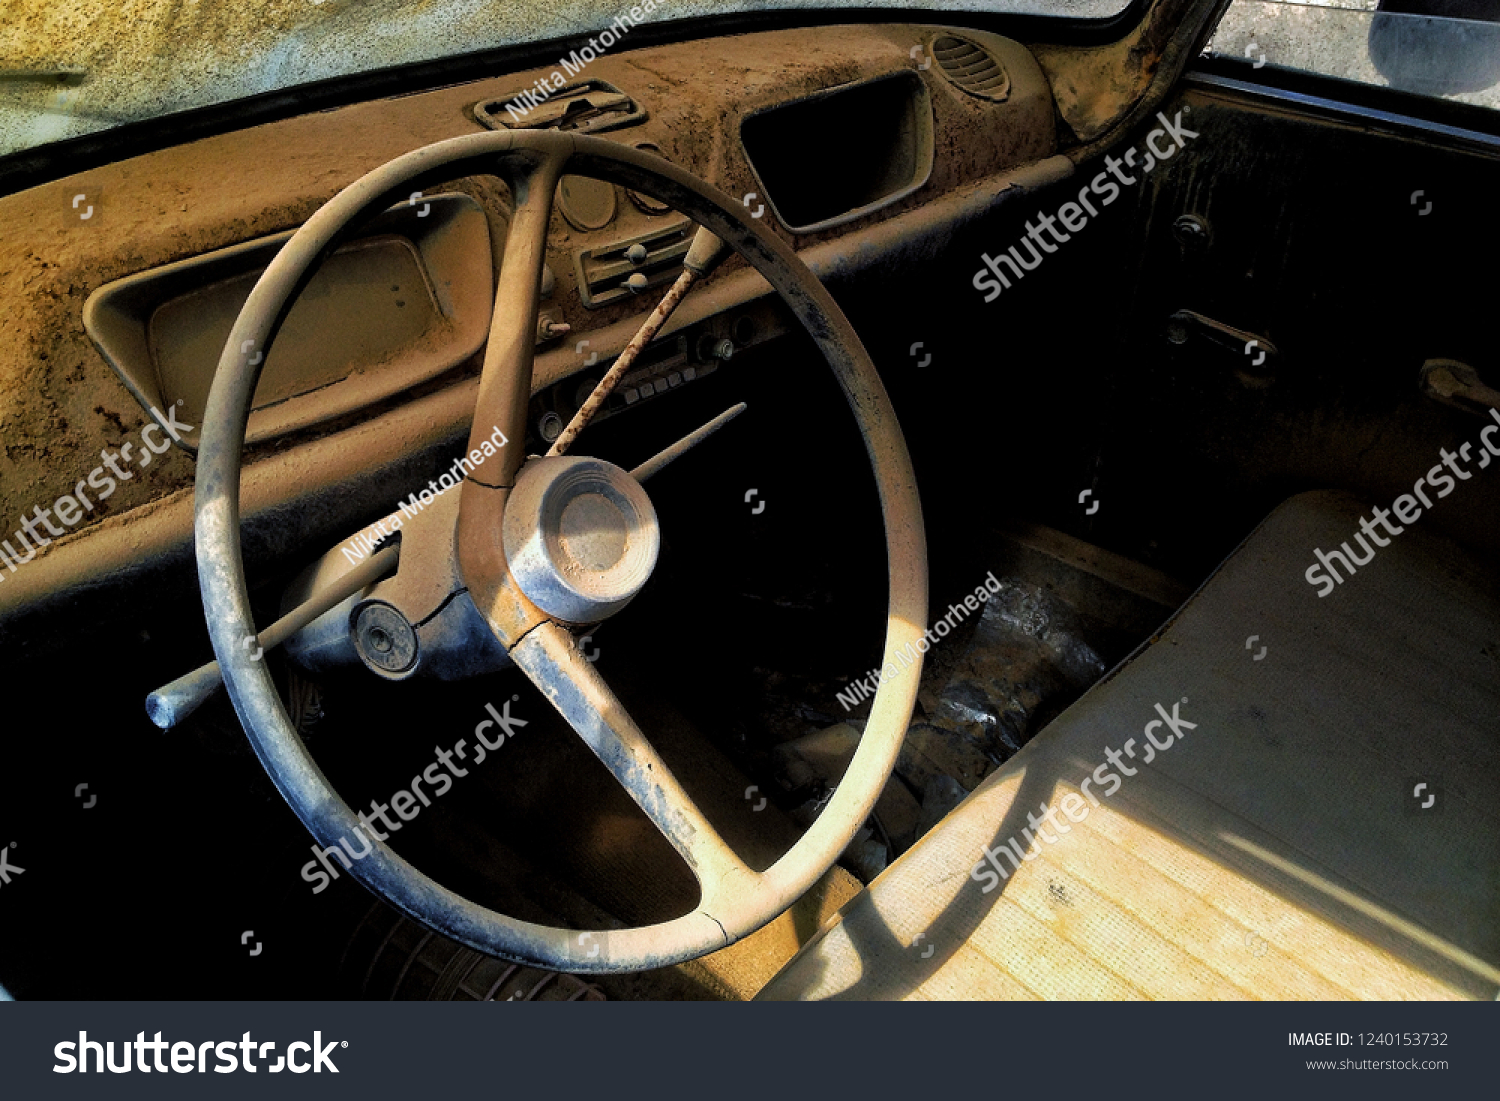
(627, 143, 674, 215)
(558, 175, 617, 231)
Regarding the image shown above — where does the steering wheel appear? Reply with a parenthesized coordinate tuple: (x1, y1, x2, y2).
(195, 129, 927, 973)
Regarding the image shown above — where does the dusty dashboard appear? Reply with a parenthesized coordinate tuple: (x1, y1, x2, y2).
(472, 24, 1056, 452)
(0, 21, 1060, 627)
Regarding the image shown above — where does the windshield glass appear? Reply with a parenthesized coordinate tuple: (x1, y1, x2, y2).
(0, 0, 1131, 159)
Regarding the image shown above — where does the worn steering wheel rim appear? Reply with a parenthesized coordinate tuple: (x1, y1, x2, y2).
(195, 129, 927, 973)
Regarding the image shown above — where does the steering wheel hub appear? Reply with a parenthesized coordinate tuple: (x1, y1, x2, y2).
(502, 454, 659, 624)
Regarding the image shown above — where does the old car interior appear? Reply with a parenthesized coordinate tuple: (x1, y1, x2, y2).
(1, 0, 1496, 1002)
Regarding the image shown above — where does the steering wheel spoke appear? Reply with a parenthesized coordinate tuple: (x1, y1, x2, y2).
(511, 620, 758, 907)
(467, 146, 568, 485)
(456, 144, 570, 648)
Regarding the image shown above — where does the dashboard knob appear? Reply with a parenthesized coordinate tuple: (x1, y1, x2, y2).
(625, 272, 649, 294)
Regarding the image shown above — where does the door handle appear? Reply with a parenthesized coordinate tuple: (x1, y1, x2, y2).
(1166, 309, 1277, 375)
(1419, 359, 1500, 416)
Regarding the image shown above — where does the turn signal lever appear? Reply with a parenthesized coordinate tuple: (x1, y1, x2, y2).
(145, 546, 399, 731)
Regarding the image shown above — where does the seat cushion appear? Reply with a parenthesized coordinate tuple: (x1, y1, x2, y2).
(758, 491, 1500, 1000)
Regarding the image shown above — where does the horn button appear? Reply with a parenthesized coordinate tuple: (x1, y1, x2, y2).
(502, 455, 660, 624)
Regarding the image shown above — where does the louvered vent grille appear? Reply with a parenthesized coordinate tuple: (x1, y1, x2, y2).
(932, 36, 1010, 102)
(574, 219, 694, 309)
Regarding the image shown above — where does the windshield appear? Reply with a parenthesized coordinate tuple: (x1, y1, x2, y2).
(0, 0, 1131, 159)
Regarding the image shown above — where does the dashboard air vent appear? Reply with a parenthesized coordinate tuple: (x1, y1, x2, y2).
(931, 36, 1010, 102)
